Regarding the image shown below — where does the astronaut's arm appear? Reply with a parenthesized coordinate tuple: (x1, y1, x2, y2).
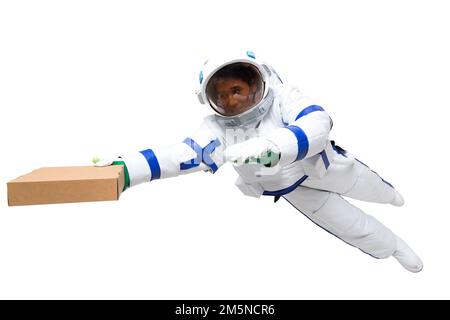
(266, 86, 333, 167)
(119, 122, 223, 189)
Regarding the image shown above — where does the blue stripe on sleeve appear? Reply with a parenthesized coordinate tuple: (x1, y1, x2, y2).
(183, 138, 203, 156)
(286, 125, 309, 161)
(295, 105, 324, 121)
(202, 139, 221, 173)
(182, 137, 220, 173)
(140, 149, 161, 180)
(180, 160, 200, 171)
(181, 138, 202, 170)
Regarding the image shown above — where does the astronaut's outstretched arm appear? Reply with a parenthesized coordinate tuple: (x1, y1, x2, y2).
(117, 120, 224, 189)
(266, 86, 333, 167)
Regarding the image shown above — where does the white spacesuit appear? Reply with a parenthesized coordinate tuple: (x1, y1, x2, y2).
(96, 50, 423, 272)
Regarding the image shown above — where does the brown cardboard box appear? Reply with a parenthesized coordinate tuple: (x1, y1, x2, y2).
(7, 165, 125, 206)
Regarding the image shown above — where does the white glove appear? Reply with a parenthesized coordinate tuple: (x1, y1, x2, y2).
(92, 156, 119, 167)
(92, 157, 115, 167)
(92, 156, 130, 191)
(224, 137, 280, 167)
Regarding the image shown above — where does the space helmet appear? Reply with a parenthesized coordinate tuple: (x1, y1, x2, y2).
(196, 50, 279, 127)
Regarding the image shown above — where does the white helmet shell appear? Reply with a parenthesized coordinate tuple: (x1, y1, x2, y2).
(196, 50, 278, 127)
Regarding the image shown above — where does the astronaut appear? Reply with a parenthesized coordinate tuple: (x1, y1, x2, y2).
(94, 50, 423, 273)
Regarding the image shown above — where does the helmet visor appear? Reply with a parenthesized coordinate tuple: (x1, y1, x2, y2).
(205, 63, 264, 116)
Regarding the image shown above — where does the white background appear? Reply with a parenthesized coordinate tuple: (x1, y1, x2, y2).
(1, 0, 449, 299)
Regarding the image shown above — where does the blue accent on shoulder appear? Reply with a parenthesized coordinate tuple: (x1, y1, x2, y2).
(199, 71, 203, 84)
(295, 105, 324, 121)
(286, 125, 309, 161)
(181, 137, 221, 173)
(140, 149, 161, 180)
(246, 51, 256, 59)
(320, 150, 330, 169)
(263, 175, 308, 196)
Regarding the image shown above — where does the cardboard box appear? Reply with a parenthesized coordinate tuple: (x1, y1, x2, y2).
(7, 165, 125, 206)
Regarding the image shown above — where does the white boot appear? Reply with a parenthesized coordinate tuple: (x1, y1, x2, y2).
(391, 190, 405, 207)
(392, 236, 423, 273)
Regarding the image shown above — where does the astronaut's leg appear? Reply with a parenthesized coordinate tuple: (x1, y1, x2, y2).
(302, 152, 404, 206)
(342, 158, 405, 206)
(283, 186, 423, 272)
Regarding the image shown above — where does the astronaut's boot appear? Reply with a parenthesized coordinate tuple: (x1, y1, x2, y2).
(391, 190, 405, 207)
(392, 236, 423, 273)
